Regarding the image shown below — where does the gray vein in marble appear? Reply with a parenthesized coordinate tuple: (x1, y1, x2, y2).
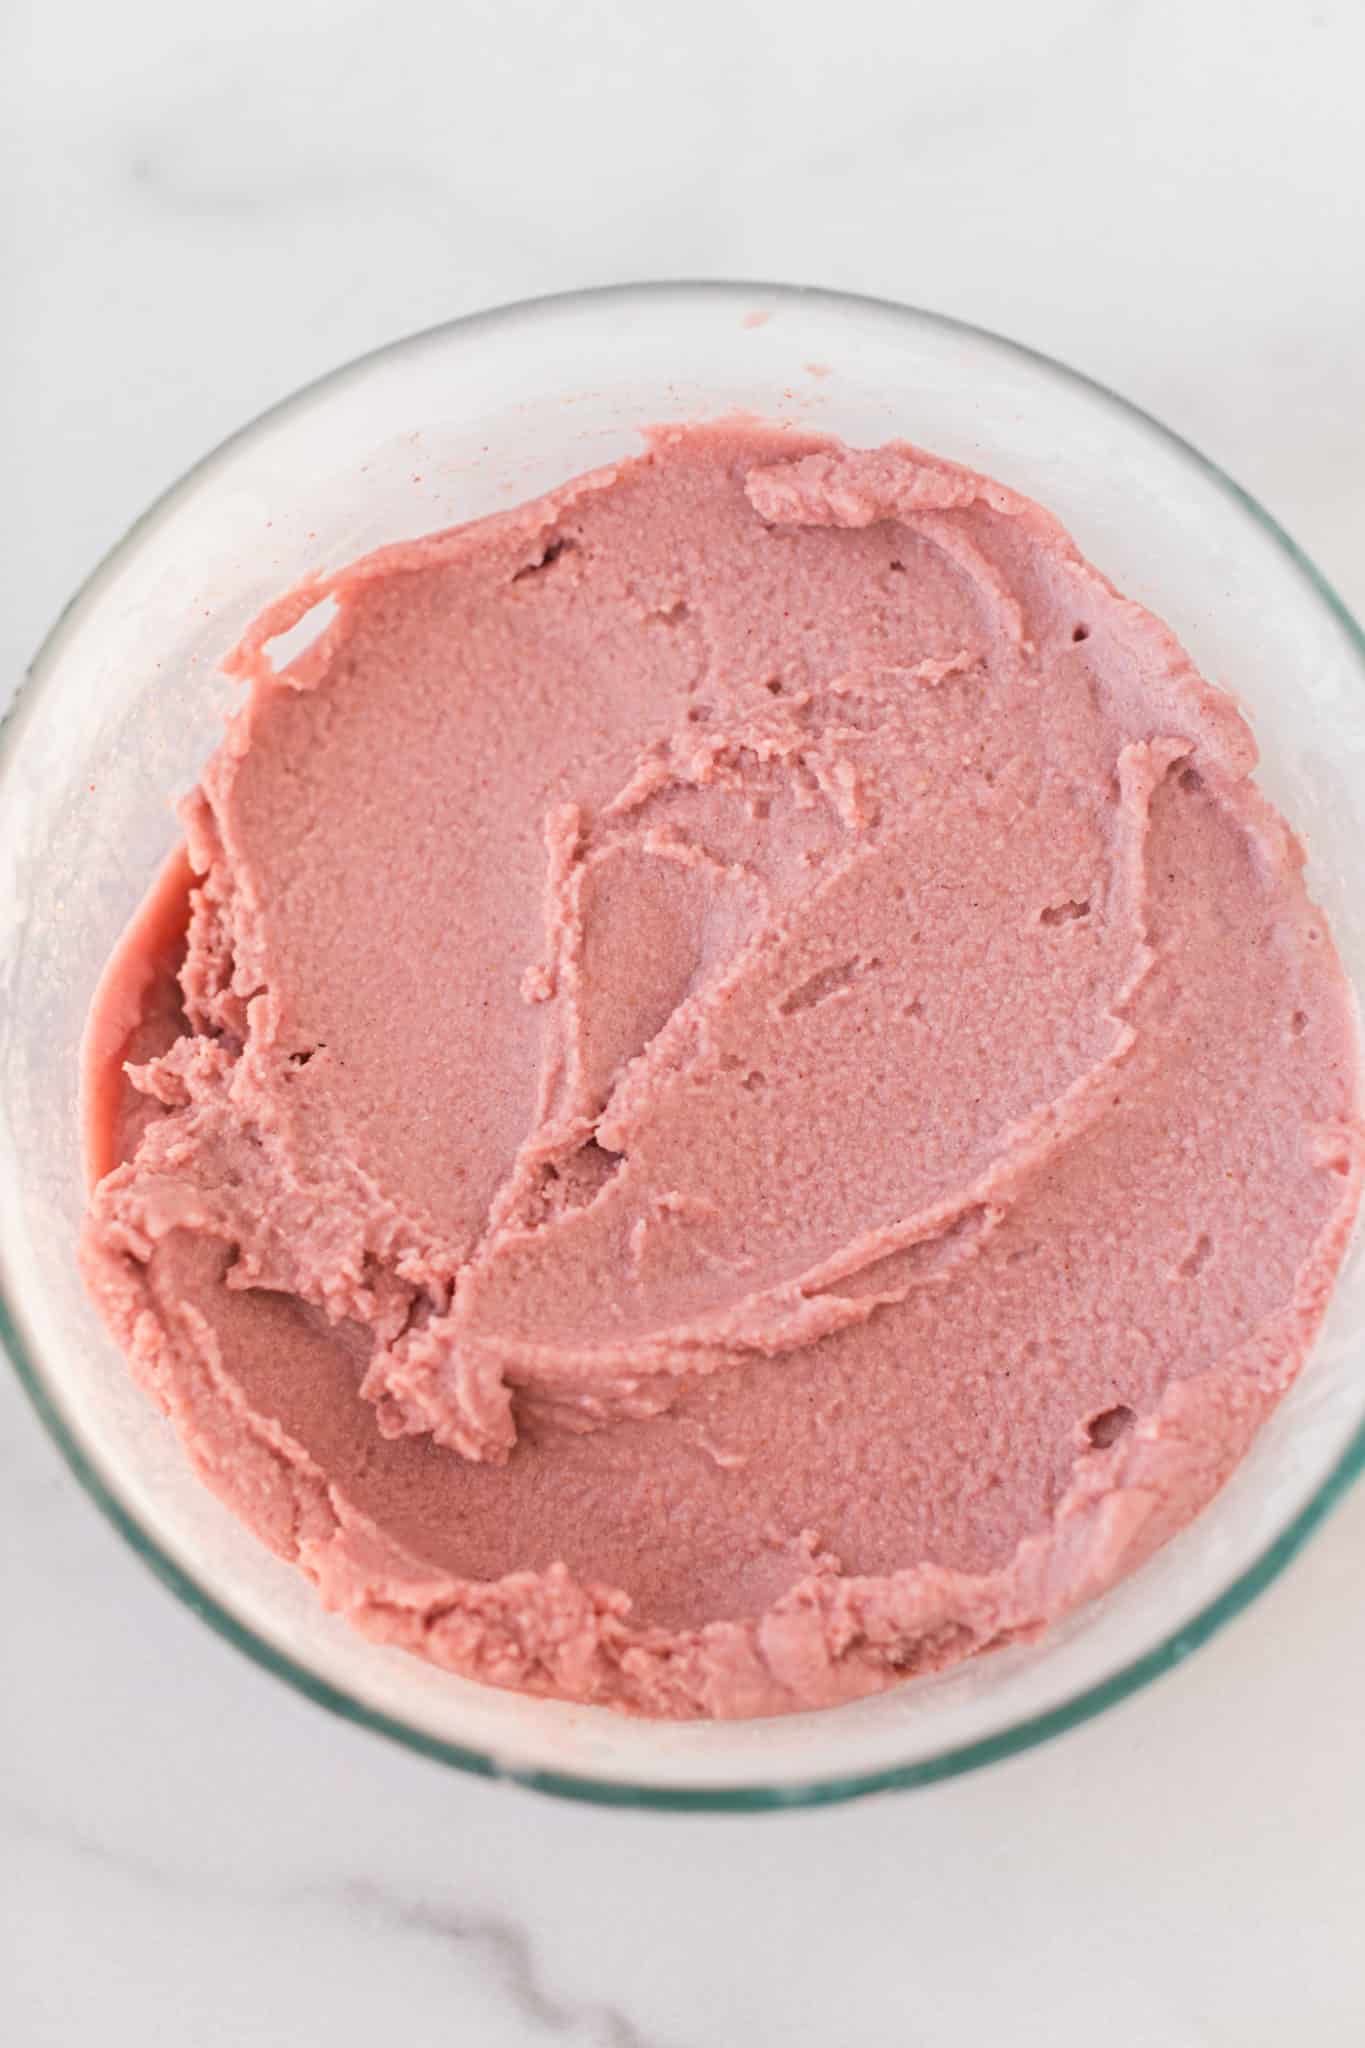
(346, 1885, 662, 2048)
(1, 1794, 679, 2048)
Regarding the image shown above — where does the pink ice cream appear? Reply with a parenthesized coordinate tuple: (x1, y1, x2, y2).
(81, 422, 1363, 1719)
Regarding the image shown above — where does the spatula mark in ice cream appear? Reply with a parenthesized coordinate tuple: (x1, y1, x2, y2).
(366, 726, 1181, 1461)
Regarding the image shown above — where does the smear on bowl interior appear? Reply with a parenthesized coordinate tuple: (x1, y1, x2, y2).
(82, 422, 1364, 1719)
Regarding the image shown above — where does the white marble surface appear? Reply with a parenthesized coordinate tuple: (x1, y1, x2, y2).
(4, 0, 1365, 2039)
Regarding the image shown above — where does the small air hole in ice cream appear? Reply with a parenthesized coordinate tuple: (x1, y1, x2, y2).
(1086, 1405, 1135, 1449)
(1039, 897, 1091, 926)
(512, 534, 577, 581)
(1177, 1233, 1214, 1279)
(777, 957, 867, 1016)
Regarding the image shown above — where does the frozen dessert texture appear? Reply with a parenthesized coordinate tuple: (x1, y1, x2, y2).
(82, 422, 1363, 1718)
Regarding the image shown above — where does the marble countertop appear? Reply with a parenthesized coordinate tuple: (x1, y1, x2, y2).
(4, 1, 1364, 2039)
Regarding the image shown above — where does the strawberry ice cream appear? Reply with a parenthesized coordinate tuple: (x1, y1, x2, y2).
(81, 422, 1363, 1719)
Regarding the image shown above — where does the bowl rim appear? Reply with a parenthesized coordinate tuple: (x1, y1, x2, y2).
(4, 276, 1365, 1812)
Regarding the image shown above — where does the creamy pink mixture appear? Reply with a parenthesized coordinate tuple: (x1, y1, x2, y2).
(82, 423, 1363, 1719)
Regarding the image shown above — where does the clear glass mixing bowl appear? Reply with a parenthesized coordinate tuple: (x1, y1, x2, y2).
(2, 282, 1363, 1810)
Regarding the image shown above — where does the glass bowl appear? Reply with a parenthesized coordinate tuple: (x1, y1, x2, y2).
(3, 282, 1363, 1812)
